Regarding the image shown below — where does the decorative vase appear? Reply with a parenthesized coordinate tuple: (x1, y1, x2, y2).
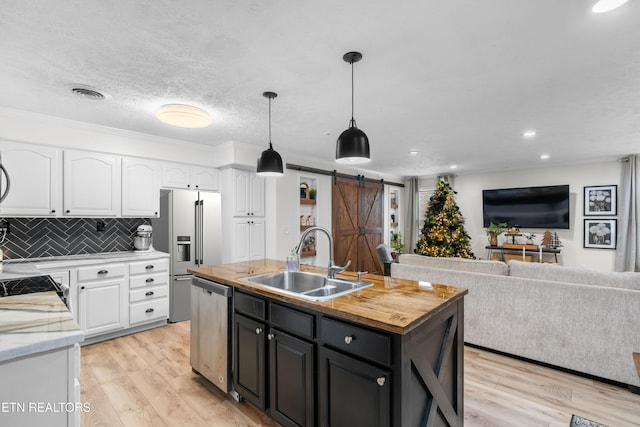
(488, 235, 498, 246)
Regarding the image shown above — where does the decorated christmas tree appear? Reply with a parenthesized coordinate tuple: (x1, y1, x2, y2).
(416, 179, 475, 258)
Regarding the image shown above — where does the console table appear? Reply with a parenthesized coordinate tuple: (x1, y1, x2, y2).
(485, 245, 561, 263)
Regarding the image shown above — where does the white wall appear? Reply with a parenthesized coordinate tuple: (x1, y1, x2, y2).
(453, 161, 622, 270)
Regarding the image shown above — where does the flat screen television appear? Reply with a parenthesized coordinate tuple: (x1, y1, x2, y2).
(482, 185, 570, 229)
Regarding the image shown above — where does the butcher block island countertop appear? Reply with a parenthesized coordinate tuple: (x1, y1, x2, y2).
(189, 259, 467, 335)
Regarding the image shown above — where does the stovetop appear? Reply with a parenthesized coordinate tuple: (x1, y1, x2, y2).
(0, 275, 62, 298)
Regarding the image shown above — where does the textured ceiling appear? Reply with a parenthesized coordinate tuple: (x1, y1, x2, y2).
(0, 0, 638, 178)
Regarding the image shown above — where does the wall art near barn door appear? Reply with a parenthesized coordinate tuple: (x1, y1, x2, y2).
(584, 219, 616, 249)
(584, 185, 616, 216)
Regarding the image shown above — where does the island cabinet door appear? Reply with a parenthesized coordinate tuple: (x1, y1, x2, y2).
(318, 346, 391, 427)
(234, 313, 266, 410)
(268, 329, 315, 427)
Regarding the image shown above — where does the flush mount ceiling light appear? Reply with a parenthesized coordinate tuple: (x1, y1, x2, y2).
(256, 91, 284, 176)
(592, 0, 628, 13)
(336, 51, 370, 164)
(521, 130, 537, 138)
(156, 104, 212, 128)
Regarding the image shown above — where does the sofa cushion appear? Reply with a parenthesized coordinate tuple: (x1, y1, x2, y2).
(398, 254, 509, 276)
(508, 260, 640, 291)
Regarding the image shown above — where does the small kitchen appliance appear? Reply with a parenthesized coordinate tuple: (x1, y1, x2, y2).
(133, 224, 154, 251)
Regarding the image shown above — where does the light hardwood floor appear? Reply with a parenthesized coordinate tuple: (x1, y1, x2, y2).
(80, 322, 640, 427)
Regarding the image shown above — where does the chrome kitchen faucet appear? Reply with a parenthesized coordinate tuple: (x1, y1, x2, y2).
(294, 226, 350, 279)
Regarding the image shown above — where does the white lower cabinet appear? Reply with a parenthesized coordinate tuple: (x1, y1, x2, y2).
(129, 258, 169, 326)
(63, 256, 170, 343)
(77, 263, 128, 338)
(0, 343, 81, 427)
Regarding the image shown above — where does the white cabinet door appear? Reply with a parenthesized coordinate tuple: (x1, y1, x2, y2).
(0, 141, 61, 216)
(250, 218, 266, 260)
(232, 169, 251, 216)
(63, 150, 121, 217)
(232, 219, 252, 262)
(250, 173, 265, 217)
(162, 162, 219, 191)
(161, 162, 192, 189)
(0, 346, 72, 427)
(78, 278, 127, 337)
(122, 157, 160, 217)
(192, 166, 219, 191)
(231, 218, 265, 262)
(232, 169, 265, 217)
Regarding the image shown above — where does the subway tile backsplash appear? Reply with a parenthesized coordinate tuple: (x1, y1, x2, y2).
(0, 217, 149, 259)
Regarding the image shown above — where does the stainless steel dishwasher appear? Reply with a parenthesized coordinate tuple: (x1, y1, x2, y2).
(190, 277, 232, 393)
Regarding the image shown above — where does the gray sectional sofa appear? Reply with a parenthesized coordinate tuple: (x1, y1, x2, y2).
(391, 254, 640, 390)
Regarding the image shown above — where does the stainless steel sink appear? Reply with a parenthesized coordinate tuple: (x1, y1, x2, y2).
(242, 271, 373, 301)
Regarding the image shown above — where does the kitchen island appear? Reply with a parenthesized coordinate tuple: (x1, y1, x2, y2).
(0, 291, 84, 427)
(190, 259, 467, 427)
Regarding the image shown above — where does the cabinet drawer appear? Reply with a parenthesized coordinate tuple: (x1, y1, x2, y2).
(130, 297, 168, 325)
(320, 317, 391, 366)
(130, 272, 168, 289)
(129, 258, 169, 275)
(270, 303, 315, 340)
(77, 263, 126, 282)
(234, 291, 266, 320)
(130, 284, 169, 303)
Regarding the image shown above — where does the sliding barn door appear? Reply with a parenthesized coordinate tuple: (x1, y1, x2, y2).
(332, 177, 384, 274)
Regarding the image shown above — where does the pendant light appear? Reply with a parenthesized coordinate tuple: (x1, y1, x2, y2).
(336, 51, 370, 164)
(257, 91, 284, 176)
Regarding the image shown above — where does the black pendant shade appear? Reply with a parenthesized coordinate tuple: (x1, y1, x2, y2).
(257, 91, 284, 176)
(257, 142, 283, 176)
(336, 120, 370, 162)
(336, 51, 370, 164)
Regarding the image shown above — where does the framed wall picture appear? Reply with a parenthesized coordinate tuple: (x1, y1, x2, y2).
(584, 219, 617, 249)
(584, 185, 617, 216)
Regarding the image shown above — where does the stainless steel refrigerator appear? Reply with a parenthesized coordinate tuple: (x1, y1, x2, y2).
(152, 190, 222, 322)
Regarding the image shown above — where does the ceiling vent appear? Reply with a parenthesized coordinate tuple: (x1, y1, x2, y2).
(70, 86, 106, 100)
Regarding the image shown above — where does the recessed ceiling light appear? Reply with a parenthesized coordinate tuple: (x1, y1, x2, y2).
(522, 130, 537, 138)
(408, 150, 421, 155)
(540, 154, 550, 160)
(592, 0, 628, 13)
(156, 104, 212, 128)
(450, 164, 458, 169)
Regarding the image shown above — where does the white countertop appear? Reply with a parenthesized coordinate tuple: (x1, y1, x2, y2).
(1, 250, 170, 278)
(0, 291, 84, 363)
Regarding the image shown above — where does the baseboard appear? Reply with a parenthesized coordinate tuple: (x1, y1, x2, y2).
(81, 319, 168, 346)
(464, 342, 636, 392)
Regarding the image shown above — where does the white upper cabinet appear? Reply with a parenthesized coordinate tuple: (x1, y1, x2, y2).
(191, 166, 219, 191)
(63, 150, 121, 217)
(232, 169, 265, 217)
(121, 157, 160, 217)
(161, 162, 218, 191)
(0, 140, 62, 216)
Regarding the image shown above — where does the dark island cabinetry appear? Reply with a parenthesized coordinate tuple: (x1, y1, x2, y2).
(318, 346, 391, 426)
(192, 261, 466, 427)
(234, 291, 316, 427)
(232, 288, 464, 427)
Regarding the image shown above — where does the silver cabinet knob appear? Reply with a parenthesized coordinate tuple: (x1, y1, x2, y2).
(267, 333, 275, 340)
(344, 335, 353, 344)
(377, 377, 386, 387)
(255, 327, 263, 335)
